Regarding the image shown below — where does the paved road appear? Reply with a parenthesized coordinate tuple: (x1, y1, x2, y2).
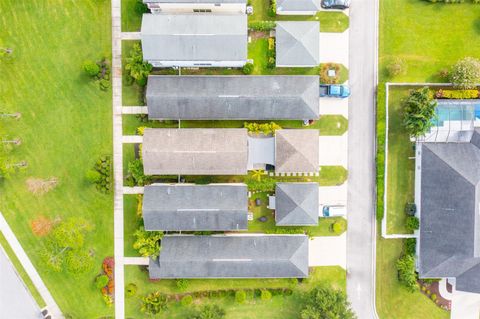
(0, 246, 42, 319)
(346, 0, 378, 318)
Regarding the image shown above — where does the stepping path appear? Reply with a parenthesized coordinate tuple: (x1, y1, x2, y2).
(0, 212, 63, 319)
(123, 257, 149, 265)
(121, 32, 141, 40)
(122, 106, 148, 114)
(123, 186, 145, 194)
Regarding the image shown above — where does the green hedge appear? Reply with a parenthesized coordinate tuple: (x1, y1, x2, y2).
(434, 89, 479, 99)
(248, 21, 276, 31)
(426, 0, 480, 3)
(376, 83, 387, 221)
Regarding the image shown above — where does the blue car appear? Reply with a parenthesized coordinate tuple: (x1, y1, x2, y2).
(319, 84, 350, 98)
(321, 0, 350, 10)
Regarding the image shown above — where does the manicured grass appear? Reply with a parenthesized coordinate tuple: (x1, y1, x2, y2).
(376, 232, 449, 319)
(0, 1, 113, 317)
(386, 87, 415, 234)
(379, 0, 480, 82)
(122, 40, 146, 106)
(0, 232, 46, 308)
(122, 0, 143, 32)
(249, 0, 349, 32)
(124, 195, 143, 257)
(125, 266, 345, 318)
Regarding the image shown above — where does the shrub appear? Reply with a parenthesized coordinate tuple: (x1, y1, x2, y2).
(95, 274, 109, 289)
(127, 159, 150, 186)
(396, 254, 418, 292)
(102, 294, 113, 307)
(244, 122, 281, 136)
(248, 21, 276, 31)
(86, 169, 101, 183)
(181, 295, 193, 306)
(404, 203, 416, 216)
(141, 291, 168, 315)
(136, 194, 143, 217)
(405, 238, 416, 256)
(235, 290, 247, 304)
(133, 226, 164, 258)
(266, 37, 276, 69)
(193, 304, 226, 319)
(99, 79, 110, 91)
(126, 283, 137, 296)
(434, 89, 479, 99)
(242, 63, 254, 75)
(386, 57, 406, 77)
(438, 68, 449, 80)
(125, 43, 153, 86)
(406, 216, 420, 231)
(300, 287, 355, 319)
(83, 60, 100, 77)
(89, 156, 112, 194)
(176, 279, 189, 291)
(403, 87, 437, 138)
(449, 57, 480, 89)
(260, 290, 272, 301)
(134, 0, 148, 14)
(269, 0, 276, 16)
(431, 293, 437, 302)
(331, 222, 344, 234)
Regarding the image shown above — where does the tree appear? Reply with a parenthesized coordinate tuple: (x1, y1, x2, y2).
(403, 87, 437, 138)
(396, 254, 417, 292)
(140, 291, 168, 315)
(252, 169, 264, 182)
(193, 304, 226, 319)
(242, 63, 254, 75)
(300, 287, 356, 319)
(133, 226, 163, 258)
(125, 43, 152, 86)
(65, 249, 93, 274)
(83, 60, 100, 77)
(449, 57, 480, 89)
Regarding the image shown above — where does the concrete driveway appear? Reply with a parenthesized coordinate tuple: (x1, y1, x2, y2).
(320, 97, 349, 118)
(319, 184, 348, 207)
(0, 247, 42, 319)
(319, 31, 349, 66)
(318, 134, 347, 168)
(309, 233, 346, 269)
(451, 290, 480, 319)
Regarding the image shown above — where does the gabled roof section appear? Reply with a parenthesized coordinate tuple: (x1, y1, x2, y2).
(149, 235, 309, 278)
(145, 0, 245, 3)
(275, 183, 319, 226)
(276, 21, 319, 67)
(418, 133, 480, 293)
(276, 0, 320, 12)
(143, 184, 248, 231)
(275, 129, 319, 173)
(142, 128, 248, 175)
(146, 75, 320, 120)
(141, 14, 247, 62)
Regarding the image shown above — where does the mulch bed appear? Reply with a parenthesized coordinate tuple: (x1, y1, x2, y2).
(249, 31, 268, 39)
(418, 280, 451, 311)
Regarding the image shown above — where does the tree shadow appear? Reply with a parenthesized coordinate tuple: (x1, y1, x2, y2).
(473, 18, 480, 35)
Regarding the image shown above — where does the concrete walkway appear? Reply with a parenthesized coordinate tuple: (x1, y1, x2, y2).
(122, 135, 143, 143)
(0, 212, 63, 319)
(123, 257, 149, 265)
(111, 0, 125, 318)
(122, 106, 148, 114)
(123, 186, 145, 194)
(121, 32, 141, 40)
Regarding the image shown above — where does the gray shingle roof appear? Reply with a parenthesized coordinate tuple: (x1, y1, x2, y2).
(276, 21, 319, 67)
(146, 75, 320, 120)
(141, 14, 247, 62)
(149, 235, 309, 278)
(276, 0, 320, 12)
(143, 184, 248, 231)
(275, 129, 319, 173)
(142, 128, 248, 175)
(144, 0, 245, 3)
(275, 183, 319, 226)
(418, 130, 480, 293)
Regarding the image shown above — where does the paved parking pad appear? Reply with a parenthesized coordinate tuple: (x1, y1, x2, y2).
(309, 233, 346, 269)
(318, 134, 348, 168)
(319, 183, 348, 207)
(319, 97, 349, 118)
(319, 31, 349, 66)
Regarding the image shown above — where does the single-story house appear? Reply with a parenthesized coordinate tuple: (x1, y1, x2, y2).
(276, 0, 320, 15)
(149, 235, 309, 278)
(276, 21, 320, 67)
(141, 14, 247, 67)
(275, 129, 319, 173)
(417, 128, 480, 294)
(146, 75, 320, 120)
(143, 183, 248, 231)
(142, 128, 248, 175)
(270, 182, 319, 226)
(143, 0, 247, 14)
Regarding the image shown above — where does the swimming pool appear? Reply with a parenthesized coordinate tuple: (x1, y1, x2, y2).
(434, 100, 480, 127)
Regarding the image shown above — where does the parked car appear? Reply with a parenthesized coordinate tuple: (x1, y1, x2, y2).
(319, 84, 350, 98)
(321, 0, 350, 10)
(321, 205, 347, 217)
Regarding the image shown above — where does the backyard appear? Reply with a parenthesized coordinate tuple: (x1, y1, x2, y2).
(0, 0, 113, 317)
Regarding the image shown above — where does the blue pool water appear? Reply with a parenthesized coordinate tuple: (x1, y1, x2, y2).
(434, 101, 480, 127)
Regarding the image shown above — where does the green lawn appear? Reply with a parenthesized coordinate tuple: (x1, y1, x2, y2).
(125, 266, 345, 318)
(0, 232, 45, 308)
(0, 1, 113, 317)
(122, 0, 143, 32)
(380, 0, 480, 82)
(386, 87, 415, 234)
(249, 0, 349, 32)
(122, 40, 146, 106)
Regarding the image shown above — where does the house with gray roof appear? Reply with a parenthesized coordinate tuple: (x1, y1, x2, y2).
(276, 21, 319, 67)
(143, 0, 246, 14)
(149, 235, 309, 278)
(276, 0, 320, 15)
(142, 128, 248, 175)
(417, 128, 480, 294)
(273, 183, 319, 226)
(146, 75, 320, 120)
(275, 129, 319, 173)
(141, 14, 247, 67)
(143, 184, 248, 231)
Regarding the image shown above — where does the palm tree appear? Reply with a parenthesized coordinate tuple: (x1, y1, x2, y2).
(252, 169, 264, 182)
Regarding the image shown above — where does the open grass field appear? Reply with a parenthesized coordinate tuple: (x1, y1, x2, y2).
(0, 1, 113, 317)
(380, 0, 480, 82)
(125, 266, 345, 318)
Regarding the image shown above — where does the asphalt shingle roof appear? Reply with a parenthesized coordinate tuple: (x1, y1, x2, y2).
(144, 0, 245, 3)
(275, 183, 319, 226)
(146, 75, 320, 120)
(276, 21, 319, 67)
(149, 235, 309, 278)
(143, 184, 248, 231)
(276, 0, 320, 12)
(275, 129, 319, 173)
